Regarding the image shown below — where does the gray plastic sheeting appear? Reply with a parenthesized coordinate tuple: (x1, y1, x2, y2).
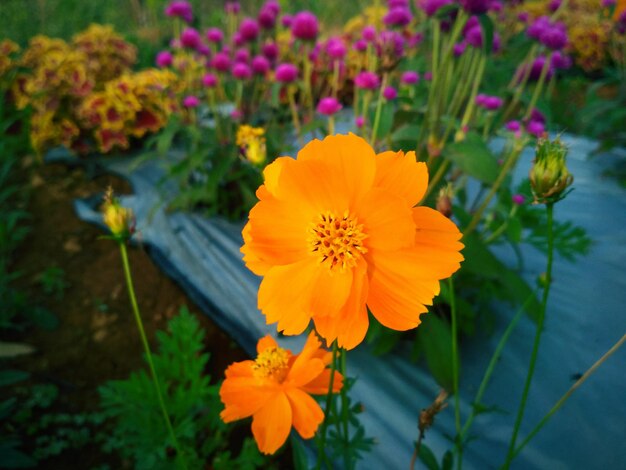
(73, 134, 626, 469)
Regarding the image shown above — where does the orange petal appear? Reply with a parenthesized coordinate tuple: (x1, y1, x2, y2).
(413, 206, 465, 257)
(358, 187, 415, 251)
(251, 392, 293, 454)
(258, 259, 317, 335)
(308, 265, 354, 318)
(287, 332, 322, 381)
(246, 195, 312, 268)
(285, 388, 325, 439)
(261, 156, 294, 198)
(374, 150, 428, 207)
(257, 335, 279, 354)
(220, 376, 277, 422)
(224, 360, 255, 378)
(241, 222, 272, 276)
(301, 369, 343, 395)
(312, 259, 370, 349)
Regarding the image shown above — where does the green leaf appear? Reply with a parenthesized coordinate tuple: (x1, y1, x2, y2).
(441, 450, 454, 470)
(442, 133, 500, 185)
(418, 443, 440, 470)
(417, 314, 456, 390)
(290, 436, 309, 470)
(478, 14, 494, 55)
(391, 124, 420, 150)
(0, 444, 37, 468)
(0, 370, 30, 387)
(375, 104, 394, 140)
(505, 217, 523, 243)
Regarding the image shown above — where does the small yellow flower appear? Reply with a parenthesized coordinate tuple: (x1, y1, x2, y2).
(530, 137, 574, 204)
(102, 187, 134, 239)
(236, 125, 267, 165)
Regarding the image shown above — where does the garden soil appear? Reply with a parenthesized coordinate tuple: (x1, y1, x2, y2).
(7, 160, 248, 468)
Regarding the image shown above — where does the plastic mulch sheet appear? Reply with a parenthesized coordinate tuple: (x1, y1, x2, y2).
(71, 134, 626, 469)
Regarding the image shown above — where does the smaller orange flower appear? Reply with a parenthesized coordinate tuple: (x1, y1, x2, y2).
(220, 331, 343, 454)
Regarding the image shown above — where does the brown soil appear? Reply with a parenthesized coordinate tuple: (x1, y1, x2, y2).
(6, 160, 249, 468)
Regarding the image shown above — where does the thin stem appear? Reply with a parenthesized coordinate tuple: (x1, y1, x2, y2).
(522, 55, 551, 121)
(370, 74, 388, 146)
(288, 87, 304, 147)
(513, 331, 626, 458)
(423, 159, 451, 202)
(460, 293, 536, 441)
(464, 143, 524, 237)
(340, 348, 350, 469)
(449, 278, 462, 469)
(502, 203, 555, 468)
(316, 342, 339, 470)
(119, 243, 187, 469)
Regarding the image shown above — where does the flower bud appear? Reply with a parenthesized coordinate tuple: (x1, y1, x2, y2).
(102, 188, 134, 239)
(529, 137, 573, 204)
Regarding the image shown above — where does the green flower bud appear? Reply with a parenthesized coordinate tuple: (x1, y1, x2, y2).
(529, 137, 573, 204)
(102, 187, 134, 240)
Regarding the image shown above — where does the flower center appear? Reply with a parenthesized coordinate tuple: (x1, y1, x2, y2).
(308, 211, 368, 272)
(252, 347, 290, 382)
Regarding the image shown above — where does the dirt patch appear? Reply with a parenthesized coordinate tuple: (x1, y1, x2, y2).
(7, 160, 249, 467)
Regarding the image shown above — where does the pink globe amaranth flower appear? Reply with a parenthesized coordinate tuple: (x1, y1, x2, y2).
(618, 11, 626, 35)
(355, 116, 365, 128)
(316, 97, 342, 115)
(419, 0, 453, 17)
(326, 38, 347, 60)
(462, 0, 490, 14)
(262, 42, 279, 61)
(530, 108, 546, 124)
(424, 71, 433, 81)
(230, 108, 243, 120)
(165, 1, 193, 22)
(378, 30, 405, 57)
(232, 62, 252, 80)
(258, 9, 277, 29)
(548, 0, 561, 12)
(551, 51, 572, 70)
(527, 16, 550, 40)
(202, 73, 218, 88)
(235, 48, 251, 64)
(401, 70, 420, 84)
(263, 0, 280, 16)
(389, 0, 410, 6)
(490, 0, 503, 12)
(475, 93, 488, 106)
(181, 27, 201, 49)
(169, 38, 182, 49)
(183, 95, 200, 108)
(407, 32, 424, 48)
(353, 39, 368, 52)
(275, 63, 299, 83)
(512, 194, 525, 205)
(454, 41, 467, 56)
(156, 50, 173, 68)
(518, 11, 529, 22)
(362, 25, 377, 42)
(252, 55, 270, 75)
(383, 7, 413, 27)
(281, 14, 293, 27)
(291, 11, 319, 41)
(602, 0, 616, 6)
(506, 120, 522, 138)
(239, 18, 260, 42)
(383, 85, 398, 100)
(197, 44, 211, 56)
(206, 28, 224, 43)
(526, 120, 545, 138)
(211, 52, 231, 72)
(225, 1, 240, 14)
(465, 26, 483, 48)
(540, 26, 567, 50)
(529, 56, 554, 81)
(483, 96, 503, 110)
(354, 71, 380, 90)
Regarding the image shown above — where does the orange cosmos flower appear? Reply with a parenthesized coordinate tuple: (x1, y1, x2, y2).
(220, 331, 342, 454)
(242, 133, 464, 349)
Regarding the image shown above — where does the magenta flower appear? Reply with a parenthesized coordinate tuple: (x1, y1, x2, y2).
(505, 120, 521, 136)
(354, 71, 380, 90)
(202, 73, 218, 88)
(316, 97, 342, 115)
(355, 116, 365, 128)
(353, 39, 368, 52)
(424, 71, 433, 81)
(181, 27, 201, 49)
(291, 11, 319, 41)
(401, 71, 420, 84)
(540, 26, 568, 50)
(551, 51, 572, 70)
(206, 28, 224, 43)
(232, 62, 252, 80)
(263, 0, 280, 15)
(326, 38, 347, 60)
(281, 14, 293, 27)
(165, 1, 193, 22)
(362, 25, 377, 42)
(383, 86, 398, 100)
(252, 55, 270, 75)
(275, 63, 299, 83)
(258, 8, 277, 29)
(527, 16, 550, 40)
(211, 52, 231, 72)
(462, 0, 490, 14)
(383, 7, 413, 27)
(225, 1, 240, 14)
(419, 0, 453, 16)
(239, 18, 260, 42)
(512, 194, 525, 205)
(156, 50, 173, 68)
(234, 48, 250, 63)
(262, 42, 279, 61)
(475, 94, 488, 106)
(183, 95, 200, 108)
(483, 96, 503, 110)
(454, 42, 467, 56)
(526, 120, 545, 138)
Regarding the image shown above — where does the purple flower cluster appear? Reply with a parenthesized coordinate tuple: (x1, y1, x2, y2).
(527, 16, 568, 50)
(317, 97, 342, 115)
(475, 94, 503, 111)
(165, 0, 193, 23)
(354, 71, 381, 90)
(291, 11, 319, 41)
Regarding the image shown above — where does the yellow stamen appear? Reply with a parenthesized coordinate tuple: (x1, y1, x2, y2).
(252, 347, 290, 382)
(307, 211, 368, 272)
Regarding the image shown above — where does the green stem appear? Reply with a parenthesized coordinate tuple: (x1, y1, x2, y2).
(522, 54, 551, 121)
(423, 159, 451, 202)
(460, 293, 536, 442)
(119, 243, 187, 469)
(464, 143, 523, 237)
(316, 342, 339, 470)
(288, 87, 304, 147)
(502, 203, 555, 468)
(370, 74, 388, 146)
(513, 331, 626, 458)
(340, 349, 350, 469)
(449, 278, 462, 469)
